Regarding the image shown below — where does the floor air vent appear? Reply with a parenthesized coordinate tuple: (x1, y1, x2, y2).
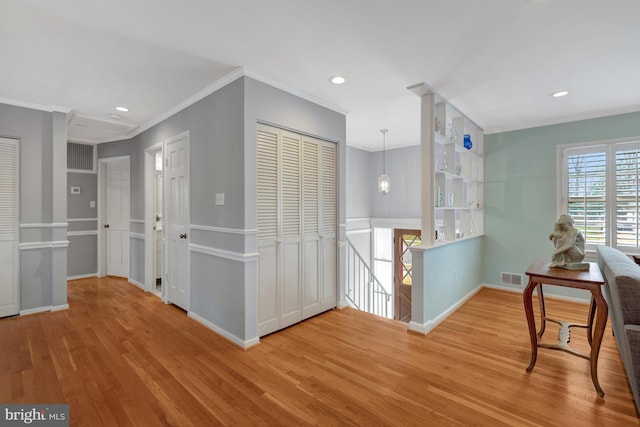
(501, 272, 523, 286)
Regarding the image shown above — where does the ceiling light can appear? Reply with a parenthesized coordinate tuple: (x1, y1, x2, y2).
(551, 90, 569, 98)
(330, 76, 346, 85)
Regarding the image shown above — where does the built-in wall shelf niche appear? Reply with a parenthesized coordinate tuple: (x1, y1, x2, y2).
(409, 83, 484, 246)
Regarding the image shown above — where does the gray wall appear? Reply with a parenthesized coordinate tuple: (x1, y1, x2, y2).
(67, 171, 98, 278)
(370, 145, 421, 219)
(346, 146, 373, 219)
(345, 144, 421, 220)
(0, 103, 68, 311)
(345, 146, 373, 264)
(97, 76, 346, 344)
(67, 172, 97, 218)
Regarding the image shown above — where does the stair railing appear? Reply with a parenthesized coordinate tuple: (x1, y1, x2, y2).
(345, 238, 392, 319)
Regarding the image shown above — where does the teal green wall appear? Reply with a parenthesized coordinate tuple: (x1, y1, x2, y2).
(484, 111, 640, 299)
(423, 237, 484, 321)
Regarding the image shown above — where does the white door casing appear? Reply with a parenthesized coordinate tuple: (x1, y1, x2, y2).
(164, 132, 190, 310)
(0, 137, 19, 318)
(144, 143, 164, 295)
(105, 158, 130, 277)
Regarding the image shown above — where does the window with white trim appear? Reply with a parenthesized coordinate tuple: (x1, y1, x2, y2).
(561, 140, 640, 253)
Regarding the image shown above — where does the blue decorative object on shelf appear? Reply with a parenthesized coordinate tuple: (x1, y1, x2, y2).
(463, 134, 473, 150)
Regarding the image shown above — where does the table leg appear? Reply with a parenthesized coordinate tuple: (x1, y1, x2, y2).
(587, 296, 596, 346)
(590, 288, 608, 397)
(523, 277, 539, 373)
(537, 283, 546, 338)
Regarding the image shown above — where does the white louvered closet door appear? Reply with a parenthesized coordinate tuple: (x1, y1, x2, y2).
(0, 137, 19, 318)
(301, 137, 321, 318)
(320, 141, 337, 310)
(279, 130, 302, 328)
(257, 124, 337, 337)
(257, 125, 280, 335)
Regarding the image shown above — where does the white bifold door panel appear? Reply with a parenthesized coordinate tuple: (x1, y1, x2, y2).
(165, 133, 190, 311)
(0, 138, 19, 318)
(301, 138, 320, 318)
(257, 124, 337, 337)
(319, 142, 337, 310)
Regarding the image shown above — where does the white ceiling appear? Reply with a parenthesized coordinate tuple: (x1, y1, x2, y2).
(2, 0, 639, 150)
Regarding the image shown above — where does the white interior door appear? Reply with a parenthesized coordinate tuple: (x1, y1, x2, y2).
(105, 158, 130, 277)
(0, 137, 19, 317)
(165, 132, 190, 310)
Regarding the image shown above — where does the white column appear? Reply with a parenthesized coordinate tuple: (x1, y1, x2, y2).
(51, 110, 68, 308)
(407, 83, 436, 330)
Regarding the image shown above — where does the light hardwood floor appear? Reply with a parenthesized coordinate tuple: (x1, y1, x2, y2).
(1, 277, 638, 426)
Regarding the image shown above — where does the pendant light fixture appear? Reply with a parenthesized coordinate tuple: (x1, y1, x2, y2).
(378, 129, 390, 195)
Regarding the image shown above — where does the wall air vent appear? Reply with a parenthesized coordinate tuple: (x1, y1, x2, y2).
(501, 272, 524, 286)
(67, 142, 95, 172)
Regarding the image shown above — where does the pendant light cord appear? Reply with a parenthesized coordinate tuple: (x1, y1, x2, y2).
(381, 129, 388, 174)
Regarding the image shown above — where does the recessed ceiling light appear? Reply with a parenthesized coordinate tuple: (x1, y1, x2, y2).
(329, 76, 346, 85)
(551, 90, 569, 98)
(115, 106, 129, 112)
(108, 113, 122, 120)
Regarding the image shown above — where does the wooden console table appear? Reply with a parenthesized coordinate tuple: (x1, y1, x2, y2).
(523, 258, 607, 397)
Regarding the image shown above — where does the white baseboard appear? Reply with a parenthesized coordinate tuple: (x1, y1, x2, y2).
(188, 311, 260, 349)
(129, 278, 145, 290)
(407, 282, 590, 336)
(20, 303, 69, 316)
(20, 306, 52, 316)
(408, 320, 431, 334)
(67, 273, 97, 281)
(408, 284, 483, 335)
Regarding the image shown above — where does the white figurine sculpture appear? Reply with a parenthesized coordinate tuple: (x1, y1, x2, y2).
(549, 214, 589, 270)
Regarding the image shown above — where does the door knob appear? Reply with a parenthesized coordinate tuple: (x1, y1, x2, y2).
(104, 224, 110, 229)
(179, 233, 187, 239)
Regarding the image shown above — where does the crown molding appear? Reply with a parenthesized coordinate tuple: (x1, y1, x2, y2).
(4, 66, 349, 145)
(121, 67, 246, 141)
(101, 66, 348, 144)
(243, 69, 349, 115)
(0, 96, 72, 114)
